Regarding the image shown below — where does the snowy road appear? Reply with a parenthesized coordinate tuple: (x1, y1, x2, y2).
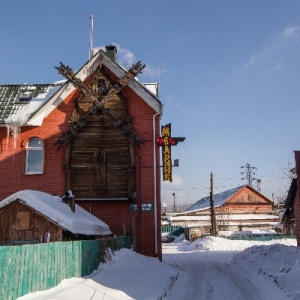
(181, 253, 263, 300)
(162, 243, 292, 300)
(18, 237, 299, 300)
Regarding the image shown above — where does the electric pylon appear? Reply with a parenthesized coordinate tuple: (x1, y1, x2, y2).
(241, 163, 257, 187)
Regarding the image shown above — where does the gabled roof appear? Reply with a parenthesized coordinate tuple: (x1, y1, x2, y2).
(0, 190, 112, 236)
(0, 49, 162, 127)
(185, 185, 271, 213)
(186, 186, 244, 213)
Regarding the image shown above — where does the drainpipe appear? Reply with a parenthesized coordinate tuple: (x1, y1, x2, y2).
(153, 109, 162, 257)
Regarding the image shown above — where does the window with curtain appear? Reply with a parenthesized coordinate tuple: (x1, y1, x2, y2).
(25, 138, 44, 174)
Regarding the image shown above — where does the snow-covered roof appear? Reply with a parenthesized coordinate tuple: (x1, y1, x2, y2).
(143, 83, 158, 97)
(0, 83, 63, 125)
(0, 48, 162, 127)
(185, 186, 245, 213)
(0, 190, 112, 236)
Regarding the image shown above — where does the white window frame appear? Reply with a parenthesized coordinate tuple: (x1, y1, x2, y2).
(25, 138, 44, 175)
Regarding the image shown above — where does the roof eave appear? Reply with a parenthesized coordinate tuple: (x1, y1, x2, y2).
(99, 52, 162, 113)
(26, 51, 106, 126)
(17, 199, 109, 236)
(26, 50, 162, 125)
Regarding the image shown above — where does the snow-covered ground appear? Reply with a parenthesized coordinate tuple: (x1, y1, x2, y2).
(18, 236, 300, 300)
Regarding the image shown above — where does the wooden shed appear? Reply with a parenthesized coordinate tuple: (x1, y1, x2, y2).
(0, 190, 112, 245)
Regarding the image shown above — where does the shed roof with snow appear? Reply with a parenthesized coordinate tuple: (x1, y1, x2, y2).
(0, 190, 112, 236)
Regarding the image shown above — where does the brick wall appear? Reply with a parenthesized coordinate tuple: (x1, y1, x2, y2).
(0, 87, 162, 258)
(0, 90, 75, 199)
(294, 151, 300, 246)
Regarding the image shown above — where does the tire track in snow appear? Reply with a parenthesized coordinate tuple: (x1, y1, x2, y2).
(163, 248, 290, 300)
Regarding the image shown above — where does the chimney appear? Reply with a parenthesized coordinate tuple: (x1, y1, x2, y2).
(62, 190, 75, 213)
(105, 45, 117, 62)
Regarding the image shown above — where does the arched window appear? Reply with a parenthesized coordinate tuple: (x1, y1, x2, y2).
(25, 138, 44, 174)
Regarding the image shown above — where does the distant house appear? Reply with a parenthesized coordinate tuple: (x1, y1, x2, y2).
(0, 46, 163, 258)
(293, 151, 300, 246)
(171, 185, 279, 237)
(0, 190, 112, 245)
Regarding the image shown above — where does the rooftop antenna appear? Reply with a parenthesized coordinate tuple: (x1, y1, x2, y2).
(89, 15, 94, 60)
(157, 63, 164, 96)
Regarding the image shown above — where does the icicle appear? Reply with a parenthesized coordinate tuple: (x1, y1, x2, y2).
(6, 122, 20, 164)
(12, 123, 20, 164)
(5, 124, 9, 152)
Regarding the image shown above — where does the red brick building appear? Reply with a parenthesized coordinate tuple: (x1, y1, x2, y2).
(0, 46, 163, 258)
(294, 151, 300, 246)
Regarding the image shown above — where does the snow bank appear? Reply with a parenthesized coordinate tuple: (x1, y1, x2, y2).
(232, 244, 300, 299)
(18, 248, 179, 300)
(18, 236, 300, 299)
(187, 236, 297, 251)
(173, 233, 185, 243)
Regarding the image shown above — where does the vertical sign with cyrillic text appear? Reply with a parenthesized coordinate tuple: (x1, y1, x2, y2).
(161, 123, 172, 182)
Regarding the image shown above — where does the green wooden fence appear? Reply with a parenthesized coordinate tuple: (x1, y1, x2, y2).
(0, 237, 132, 300)
(161, 225, 184, 236)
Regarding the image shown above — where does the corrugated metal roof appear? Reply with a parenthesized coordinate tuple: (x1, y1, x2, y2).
(185, 185, 245, 213)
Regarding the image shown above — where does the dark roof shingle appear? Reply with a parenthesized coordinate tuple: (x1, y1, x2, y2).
(0, 84, 56, 124)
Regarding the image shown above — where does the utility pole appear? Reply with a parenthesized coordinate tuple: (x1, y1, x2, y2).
(210, 172, 217, 236)
(172, 193, 176, 213)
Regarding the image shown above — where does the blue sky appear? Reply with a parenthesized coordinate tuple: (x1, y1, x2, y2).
(1, 1, 300, 208)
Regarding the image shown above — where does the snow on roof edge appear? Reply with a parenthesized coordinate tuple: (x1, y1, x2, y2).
(185, 186, 245, 213)
(26, 50, 162, 125)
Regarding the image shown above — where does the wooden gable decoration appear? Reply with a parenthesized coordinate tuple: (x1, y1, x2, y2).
(59, 60, 143, 201)
(54, 60, 145, 150)
(64, 69, 135, 200)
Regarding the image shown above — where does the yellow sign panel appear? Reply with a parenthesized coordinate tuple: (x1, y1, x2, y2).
(161, 124, 172, 182)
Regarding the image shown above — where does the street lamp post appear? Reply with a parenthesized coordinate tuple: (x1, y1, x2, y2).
(172, 193, 176, 213)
